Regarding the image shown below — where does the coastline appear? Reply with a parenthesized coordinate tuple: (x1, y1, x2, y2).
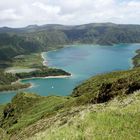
(0, 52, 71, 93)
(0, 44, 139, 95)
(40, 49, 72, 79)
(41, 52, 47, 66)
(132, 49, 140, 68)
(0, 82, 31, 93)
(21, 75, 71, 81)
(130, 49, 138, 69)
(0, 75, 71, 93)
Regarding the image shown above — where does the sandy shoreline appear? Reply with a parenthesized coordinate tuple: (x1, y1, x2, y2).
(11, 51, 72, 84)
(41, 52, 48, 66)
(12, 74, 71, 85)
(21, 75, 71, 81)
(8, 75, 71, 92)
(2, 51, 72, 93)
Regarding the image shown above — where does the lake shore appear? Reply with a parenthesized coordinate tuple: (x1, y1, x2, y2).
(0, 75, 71, 92)
(20, 75, 71, 81)
(41, 52, 47, 66)
(0, 52, 72, 92)
(132, 49, 140, 67)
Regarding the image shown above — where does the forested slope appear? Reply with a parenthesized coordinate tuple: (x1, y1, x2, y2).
(1, 23, 140, 68)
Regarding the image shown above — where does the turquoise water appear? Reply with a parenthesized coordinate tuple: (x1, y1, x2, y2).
(0, 44, 140, 104)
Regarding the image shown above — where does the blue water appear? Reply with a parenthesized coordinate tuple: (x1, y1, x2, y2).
(0, 44, 140, 104)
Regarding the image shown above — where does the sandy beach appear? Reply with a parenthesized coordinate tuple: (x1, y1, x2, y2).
(20, 75, 71, 81)
(41, 52, 48, 66)
(9, 52, 72, 91)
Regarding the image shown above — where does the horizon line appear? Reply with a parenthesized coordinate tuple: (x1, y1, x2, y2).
(0, 22, 140, 29)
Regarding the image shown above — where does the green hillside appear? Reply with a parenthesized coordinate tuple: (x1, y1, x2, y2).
(1, 23, 140, 68)
(0, 67, 140, 139)
(0, 23, 140, 139)
(133, 49, 140, 67)
(29, 92, 140, 140)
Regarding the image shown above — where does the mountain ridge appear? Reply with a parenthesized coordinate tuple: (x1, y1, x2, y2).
(1, 22, 140, 31)
(1, 22, 140, 68)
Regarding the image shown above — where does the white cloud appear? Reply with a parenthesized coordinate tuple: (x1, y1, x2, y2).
(0, 0, 139, 27)
(0, 9, 21, 21)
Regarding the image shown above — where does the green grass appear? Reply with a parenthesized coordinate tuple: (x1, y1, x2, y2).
(0, 105, 5, 117)
(72, 67, 140, 104)
(11, 53, 43, 69)
(133, 49, 140, 67)
(0, 128, 9, 140)
(3, 94, 69, 134)
(5, 53, 44, 74)
(0, 105, 9, 140)
(1, 68, 140, 139)
(31, 92, 140, 140)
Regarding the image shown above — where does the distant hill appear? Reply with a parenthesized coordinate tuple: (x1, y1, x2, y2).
(0, 23, 140, 68)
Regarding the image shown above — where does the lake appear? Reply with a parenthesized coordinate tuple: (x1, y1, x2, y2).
(0, 44, 140, 104)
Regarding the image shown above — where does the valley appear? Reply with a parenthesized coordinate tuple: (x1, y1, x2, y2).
(0, 23, 140, 140)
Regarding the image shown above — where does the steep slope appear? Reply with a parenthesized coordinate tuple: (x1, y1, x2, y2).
(0, 67, 140, 139)
(133, 49, 140, 67)
(28, 92, 140, 140)
(72, 67, 140, 105)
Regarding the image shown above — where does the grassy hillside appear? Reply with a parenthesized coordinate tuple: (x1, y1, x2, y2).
(0, 34, 43, 68)
(1, 23, 140, 68)
(133, 49, 140, 67)
(0, 67, 140, 139)
(10, 53, 43, 69)
(0, 32, 65, 68)
(29, 92, 140, 140)
(72, 67, 140, 105)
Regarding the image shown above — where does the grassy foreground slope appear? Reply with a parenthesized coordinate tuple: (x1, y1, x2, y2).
(0, 67, 140, 139)
(29, 91, 140, 140)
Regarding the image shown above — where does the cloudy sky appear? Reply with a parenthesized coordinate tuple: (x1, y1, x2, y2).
(0, 0, 140, 27)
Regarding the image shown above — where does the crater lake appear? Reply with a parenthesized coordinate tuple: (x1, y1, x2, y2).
(0, 44, 140, 104)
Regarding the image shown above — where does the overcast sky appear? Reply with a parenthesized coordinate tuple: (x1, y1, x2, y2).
(0, 0, 140, 27)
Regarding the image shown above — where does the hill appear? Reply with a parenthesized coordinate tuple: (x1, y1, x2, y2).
(1, 23, 140, 68)
(0, 67, 140, 139)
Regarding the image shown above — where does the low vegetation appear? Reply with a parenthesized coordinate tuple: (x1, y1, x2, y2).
(0, 93, 70, 139)
(72, 67, 140, 105)
(0, 70, 18, 85)
(133, 49, 140, 67)
(29, 92, 140, 140)
(15, 68, 71, 79)
(0, 67, 140, 139)
(11, 53, 44, 69)
(0, 83, 31, 92)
